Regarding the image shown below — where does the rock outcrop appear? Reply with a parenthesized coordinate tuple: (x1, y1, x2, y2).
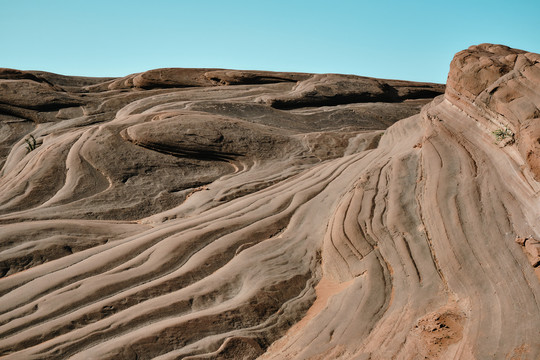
(446, 44, 540, 180)
(0, 45, 539, 359)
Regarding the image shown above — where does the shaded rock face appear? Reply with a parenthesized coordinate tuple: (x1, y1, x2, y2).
(0, 46, 539, 360)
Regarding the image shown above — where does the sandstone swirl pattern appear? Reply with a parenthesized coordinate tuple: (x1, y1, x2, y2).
(0, 44, 539, 359)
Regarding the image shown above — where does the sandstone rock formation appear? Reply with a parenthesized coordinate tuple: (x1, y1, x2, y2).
(0, 44, 539, 359)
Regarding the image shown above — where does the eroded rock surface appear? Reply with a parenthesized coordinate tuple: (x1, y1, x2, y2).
(446, 43, 540, 180)
(0, 45, 539, 359)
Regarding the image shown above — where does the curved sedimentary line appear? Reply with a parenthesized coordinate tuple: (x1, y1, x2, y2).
(3, 205, 324, 358)
(0, 149, 374, 357)
(419, 99, 540, 358)
(262, 115, 439, 358)
(0, 133, 76, 216)
(38, 128, 111, 208)
(1, 122, 384, 356)
(438, 99, 540, 235)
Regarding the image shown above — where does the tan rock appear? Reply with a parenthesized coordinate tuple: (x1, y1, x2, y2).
(446, 43, 540, 180)
(1, 45, 540, 360)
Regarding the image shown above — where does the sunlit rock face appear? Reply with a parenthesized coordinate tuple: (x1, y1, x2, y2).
(0, 45, 539, 360)
(446, 43, 540, 181)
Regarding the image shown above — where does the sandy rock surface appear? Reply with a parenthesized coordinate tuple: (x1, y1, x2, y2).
(0, 44, 539, 359)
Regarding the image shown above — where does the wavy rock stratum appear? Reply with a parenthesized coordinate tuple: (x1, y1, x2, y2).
(0, 44, 539, 359)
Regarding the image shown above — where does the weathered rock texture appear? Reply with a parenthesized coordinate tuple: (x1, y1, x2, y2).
(0, 44, 539, 360)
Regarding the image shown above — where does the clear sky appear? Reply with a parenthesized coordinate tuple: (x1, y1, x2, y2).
(1, 0, 539, 83)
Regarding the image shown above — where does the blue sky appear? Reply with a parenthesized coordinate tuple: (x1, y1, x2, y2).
(1, 0, 539, 83)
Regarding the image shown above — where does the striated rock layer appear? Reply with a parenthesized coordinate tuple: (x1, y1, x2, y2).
(0, 44, 539, 359)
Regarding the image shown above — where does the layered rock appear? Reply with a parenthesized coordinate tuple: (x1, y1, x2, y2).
(0, 45, 539, 360)
(446, 43, 540, 179)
